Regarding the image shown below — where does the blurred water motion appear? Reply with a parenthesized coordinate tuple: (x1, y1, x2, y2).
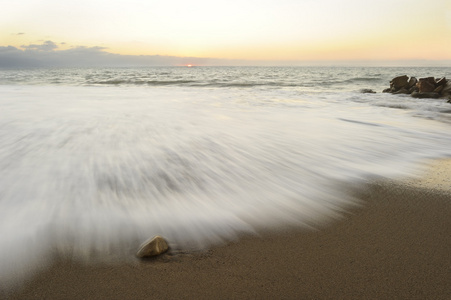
(1, 67, 451, 288)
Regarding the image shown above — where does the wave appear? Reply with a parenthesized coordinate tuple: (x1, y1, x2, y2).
(206, 82, 301, 88)
(88, 79, 303, 88)
(338, 118, 382, 127)
(84, 76, 327, 89)
(342, 77, 383, 84)
(91, 79, 197, 86)
(2, 76, 451, 289)
(375, 104, 410, 110)
(307, 77, 382, 88)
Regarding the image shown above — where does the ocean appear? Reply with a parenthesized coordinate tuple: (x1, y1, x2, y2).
(1, 66, 451, 286)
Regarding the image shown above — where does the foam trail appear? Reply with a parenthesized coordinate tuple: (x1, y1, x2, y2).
(1, 70, 451, 289)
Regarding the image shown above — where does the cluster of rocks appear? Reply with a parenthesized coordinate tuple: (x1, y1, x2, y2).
(383, 75, 451, 101)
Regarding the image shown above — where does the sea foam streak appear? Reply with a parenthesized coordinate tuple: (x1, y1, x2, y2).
(1, 67, 451, 289)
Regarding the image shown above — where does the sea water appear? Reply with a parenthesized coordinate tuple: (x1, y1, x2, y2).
(1, 66, 451, 287)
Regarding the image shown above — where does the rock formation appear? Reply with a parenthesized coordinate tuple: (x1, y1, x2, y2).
(360, 88, 376, 94)
(382, 75, 451, 101)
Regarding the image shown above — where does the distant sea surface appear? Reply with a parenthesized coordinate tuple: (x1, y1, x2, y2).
(1, 66, 451, 287)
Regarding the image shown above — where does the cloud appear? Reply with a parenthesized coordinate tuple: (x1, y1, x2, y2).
(0, 46, 20, 53)
(0, 41, 225, 67)
(0, 46, 39, 67)
(21, 40, 58, 51)
(15, 33, 25, 35)
(65, 45, 108, 53)
(1, 41, 450, 68)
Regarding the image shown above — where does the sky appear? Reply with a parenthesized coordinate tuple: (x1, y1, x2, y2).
(1, 0, 451, 66)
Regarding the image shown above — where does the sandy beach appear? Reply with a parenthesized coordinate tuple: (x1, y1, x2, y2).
(6, 160, 451, 299)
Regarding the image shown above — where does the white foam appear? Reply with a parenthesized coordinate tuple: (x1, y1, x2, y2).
(1, 72, 451, 287)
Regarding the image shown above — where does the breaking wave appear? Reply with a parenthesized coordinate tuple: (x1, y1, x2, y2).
(1, 66, 451, 289)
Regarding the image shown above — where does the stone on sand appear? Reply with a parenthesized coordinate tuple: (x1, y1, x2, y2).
(136, 236, 169, 258)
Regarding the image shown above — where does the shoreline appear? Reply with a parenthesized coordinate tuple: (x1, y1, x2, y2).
(7, 162, 451, 299)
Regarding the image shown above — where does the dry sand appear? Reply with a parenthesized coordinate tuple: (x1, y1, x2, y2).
(6, 160, 451, 299)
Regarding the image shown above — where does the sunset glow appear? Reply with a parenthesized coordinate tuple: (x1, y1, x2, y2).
(1, 0, 450, 66)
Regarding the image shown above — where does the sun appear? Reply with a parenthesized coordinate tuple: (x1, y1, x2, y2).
(186, 64, 193, 67)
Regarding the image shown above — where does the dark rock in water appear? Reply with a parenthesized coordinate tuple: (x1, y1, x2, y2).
(433, 85, 444, 94)
(411, 91, 440, 99)
(382, 76, 450, 102)
(417, 77, 436, 93)
(408, 86, 419, 94)
(441, 81, 451, 98)
(436, 77, 447, 86)
(422, 77, 436, 85)
(390, 75, 409, 91)
(136, 235, 169, 258)
(360, 89, 376, 94)
(393, 88, 409, 95)
(407, 77, 418, 88)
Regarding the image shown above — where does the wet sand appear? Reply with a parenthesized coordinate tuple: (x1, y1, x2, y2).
(7, 161, 451, 299)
